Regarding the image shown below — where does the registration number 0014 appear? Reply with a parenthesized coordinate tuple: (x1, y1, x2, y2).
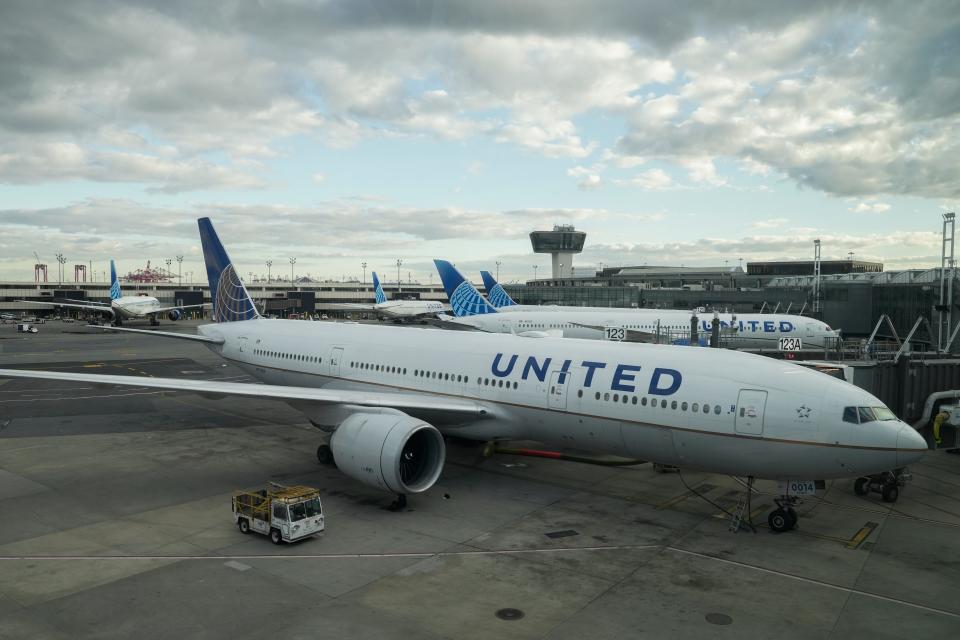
(777, 480, 817, 496)
(779, 337, 802, 351)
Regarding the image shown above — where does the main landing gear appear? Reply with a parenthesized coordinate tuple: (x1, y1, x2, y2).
(854, 468, 910, 503)
(768, 496, 799, 533)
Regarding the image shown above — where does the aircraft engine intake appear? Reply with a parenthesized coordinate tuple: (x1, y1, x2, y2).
(330, 413, 445, 494)
(168, 309, 182, 321)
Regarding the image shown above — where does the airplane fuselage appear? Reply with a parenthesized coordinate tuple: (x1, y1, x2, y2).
(375, 300, 445, 319)
(454, 310, 838, 349)
(196, 319, 921, 480)
(111, 295, 166, 319)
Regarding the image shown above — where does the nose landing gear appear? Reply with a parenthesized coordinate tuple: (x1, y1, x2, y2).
(768, 497, 799, 533)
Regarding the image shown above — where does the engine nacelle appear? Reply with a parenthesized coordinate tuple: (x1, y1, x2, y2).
(168, 309, 182, 321)
(330, 413, 445, 494)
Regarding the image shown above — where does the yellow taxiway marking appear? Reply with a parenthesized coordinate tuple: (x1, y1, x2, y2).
(846, 522, 879, 549)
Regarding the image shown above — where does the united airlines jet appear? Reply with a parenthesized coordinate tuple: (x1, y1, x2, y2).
(0, 219, 925, 532)
(332, 271, 445, 321)
(452, 265, 839, 350)
(21, 260, 205, 326)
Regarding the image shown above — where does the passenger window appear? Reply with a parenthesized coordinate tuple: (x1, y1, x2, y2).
(632, 396, 637, 405)
(578, 390, 583, 398)
(595, 392, 601, 400)
(513, 382, 518, 389)
(714, 405, 721, 415)
(641, 397, 647, 406)
(613, 394, 619, 402)
(604, 393, 610, 401)
(703, 404, 710, 414)
(623, 395, 628, 404)
(671, 401, 677, 410)
(843, 406, 859, 423)
(693, 403, 699, 412)
(681, 402, 688, 411)
(661, 399, 667, 408)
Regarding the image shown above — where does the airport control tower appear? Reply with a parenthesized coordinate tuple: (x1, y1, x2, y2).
(530, 224, 587, 279)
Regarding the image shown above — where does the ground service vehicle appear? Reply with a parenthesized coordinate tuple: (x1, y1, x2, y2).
(232, 484, 324, 544)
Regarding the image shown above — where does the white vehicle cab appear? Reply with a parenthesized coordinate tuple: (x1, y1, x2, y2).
(232, 484, 324, 544)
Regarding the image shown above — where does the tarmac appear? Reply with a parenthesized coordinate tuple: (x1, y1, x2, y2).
(1, 319, 959, 639)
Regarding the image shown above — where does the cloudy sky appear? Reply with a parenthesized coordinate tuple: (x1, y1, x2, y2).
(0, 0, 957, 285)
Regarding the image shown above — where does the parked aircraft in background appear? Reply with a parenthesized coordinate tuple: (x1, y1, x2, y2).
(331, 271, 445, 322)
(447, 264, 840, 350)
(19, 260, 205, 326)
(0, 218, 925, 531)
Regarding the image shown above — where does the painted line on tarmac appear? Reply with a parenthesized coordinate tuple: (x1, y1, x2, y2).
(667, 547, 960, 620)
(846, 522, 878, 549)
(0, 544, 663, 562)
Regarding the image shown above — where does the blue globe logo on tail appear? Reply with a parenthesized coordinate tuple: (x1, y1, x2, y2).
(109, 259, 122, 300)
(433, 260, 497, 317)
(372, 272, 387, 304)
(198, 218, 259, 323)
(480, 270, 517, 308)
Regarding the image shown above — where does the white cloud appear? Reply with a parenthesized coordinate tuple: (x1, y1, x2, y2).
(615, 168, 673, 190)
(850, 201, 891, 213)
(752, 218, 789, 229)
(312, 173, 326, 183)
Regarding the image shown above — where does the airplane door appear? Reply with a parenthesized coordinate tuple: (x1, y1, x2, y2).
(548, 370, 568, 410)
(328, 347, 344, 377)
(237, 336, 248, 353)
(735, 390, 767, 435)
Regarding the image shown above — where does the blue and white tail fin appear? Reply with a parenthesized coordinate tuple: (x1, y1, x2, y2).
(433, 260, 497, 317)
(372, 272, 387, 304)
(480, 270, 517, 308)
(109, 259, 122, 300)
(198, 218, 260, 323)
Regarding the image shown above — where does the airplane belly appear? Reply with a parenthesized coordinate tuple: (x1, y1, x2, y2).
(620, 421, 679, 465)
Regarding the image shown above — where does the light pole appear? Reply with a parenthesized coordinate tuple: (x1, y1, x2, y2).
(289, 257, 296, 283)
(396, 259, 403, 294)
(361, 261, 367, 284)
(176, 255, 183, 286)
(266, 260, 272, 282)
(55, 252, 65, 285)
(532, 264, 538, 281)
(495, 260, 502, 281)
(165, 258, 172, 282)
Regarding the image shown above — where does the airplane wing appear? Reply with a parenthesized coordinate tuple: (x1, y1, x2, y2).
(17, 300, 114, 317)
(89, 325, 223, 344)
(0, 369, 490, 424)
(150, 304, 208, 315)
(64, 298, 110, 306)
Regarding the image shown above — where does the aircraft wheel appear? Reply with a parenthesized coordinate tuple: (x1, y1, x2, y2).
(881, 484, 900, 503)
(854, 477, 869, 496)
(768, 508, 792, 533)
(785, 507, 798, 530)
(238, 518, 250, 534)
(270, 528, 283, 545)
(316, 444, 335, 466)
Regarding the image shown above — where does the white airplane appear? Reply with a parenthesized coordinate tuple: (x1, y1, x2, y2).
(452, 265, 840, 350)
(331, 271, 445, 321)
(0, 218, 926, 532)
(20, 260, 205, 326)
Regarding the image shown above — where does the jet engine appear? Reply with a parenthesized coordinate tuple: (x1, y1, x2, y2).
(168, 309, 182, 321)
(330, 413, 445, 494)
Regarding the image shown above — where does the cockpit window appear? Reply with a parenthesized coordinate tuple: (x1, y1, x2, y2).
(848, 406, 898, 424)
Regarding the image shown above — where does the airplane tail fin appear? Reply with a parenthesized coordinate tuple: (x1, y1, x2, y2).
(480, 270, 517, 308)
(198, 218, 260, 322)
(433, 260, 497, 317)
(109, 259, 122, 300)
(372, 272, 387, 304)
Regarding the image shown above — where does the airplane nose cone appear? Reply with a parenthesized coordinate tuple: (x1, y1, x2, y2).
(897, 424, 928, 467)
